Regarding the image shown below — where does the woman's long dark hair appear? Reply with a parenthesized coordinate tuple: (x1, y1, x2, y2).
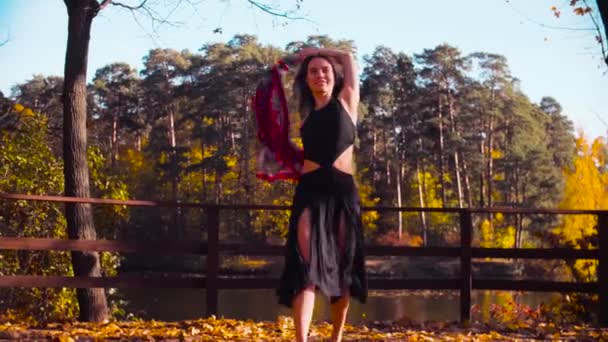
(293, 55, 344, 117)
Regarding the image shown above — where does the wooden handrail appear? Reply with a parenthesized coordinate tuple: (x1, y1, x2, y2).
(1, 192, 605, 214)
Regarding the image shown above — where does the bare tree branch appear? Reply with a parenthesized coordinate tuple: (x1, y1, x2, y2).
(597, 0, 608, 66)
(109, 0, 148, 11)
(107, 0, 308, 43)
(246, 0, 307, 21)
(581, 0, 608, 67)
(0, 30, 10, 47)
(591, 109, 608, 129)
(99, 0, 113, 11)
(503, 0, 596, 31)
(112, 0, 184, 35)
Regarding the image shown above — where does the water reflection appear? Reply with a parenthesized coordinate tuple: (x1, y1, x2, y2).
(118, 288, 558, 325)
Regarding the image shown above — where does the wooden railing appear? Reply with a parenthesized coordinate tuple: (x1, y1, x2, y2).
(0, 193, 606, 326)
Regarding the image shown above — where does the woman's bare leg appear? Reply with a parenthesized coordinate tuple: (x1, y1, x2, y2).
(330, 212, 350, 342)
(330, 292, 350, 342)
(293, 209, 315, 342)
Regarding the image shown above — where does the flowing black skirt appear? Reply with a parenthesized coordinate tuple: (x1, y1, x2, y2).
(277, 166, 367, 307)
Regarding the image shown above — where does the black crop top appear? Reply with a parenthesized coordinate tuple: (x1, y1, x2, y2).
(301, 97, 356, 167)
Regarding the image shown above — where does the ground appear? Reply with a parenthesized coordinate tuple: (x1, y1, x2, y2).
(0, 317, 607, 341)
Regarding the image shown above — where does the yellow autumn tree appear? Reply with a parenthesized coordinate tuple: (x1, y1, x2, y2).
(554, 134, 608, 281)
(479, 212, 516, 248)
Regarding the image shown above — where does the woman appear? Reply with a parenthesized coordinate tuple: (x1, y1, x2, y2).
(254, 47, 367, 342)
(267, 47, 367, 342)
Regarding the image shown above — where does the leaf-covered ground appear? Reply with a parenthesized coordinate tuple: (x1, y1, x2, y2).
(0, 316, 606, 341)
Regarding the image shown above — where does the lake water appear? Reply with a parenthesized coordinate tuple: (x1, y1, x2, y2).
(117, 288, 559, 325)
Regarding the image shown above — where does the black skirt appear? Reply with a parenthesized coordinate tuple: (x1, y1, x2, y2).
(277, 166, 367, 307)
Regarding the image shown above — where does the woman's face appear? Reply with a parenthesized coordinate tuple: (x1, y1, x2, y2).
(306, 57, 335, 95)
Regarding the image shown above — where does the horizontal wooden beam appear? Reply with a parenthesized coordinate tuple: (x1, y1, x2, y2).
(367, 246, 460, 257)
(472, 247, 598, 260)
(218, 277, 278, 289)
(474, 279, 598, 293)
(1, 238, 600, 261)
(0, 275, 598, 295)
(220, 245, 462, 257)
(368, 278, 461, 290)
(0, 193, 291, 210)
(0, 237, 205, 255)
(2, 193, 607, 215)
(0, 275, 204, 288)
(220, 243, 284, 255)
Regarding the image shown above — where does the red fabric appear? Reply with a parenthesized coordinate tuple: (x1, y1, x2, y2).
(252, 61, 303, 182)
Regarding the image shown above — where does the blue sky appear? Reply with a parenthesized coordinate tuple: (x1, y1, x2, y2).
(1, 0, 606, 138)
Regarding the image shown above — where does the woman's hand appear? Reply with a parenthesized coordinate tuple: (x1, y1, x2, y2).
(297, 47, 320, 61)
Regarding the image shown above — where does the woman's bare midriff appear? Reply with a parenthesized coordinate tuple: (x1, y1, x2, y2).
(301, 145, 354, 175)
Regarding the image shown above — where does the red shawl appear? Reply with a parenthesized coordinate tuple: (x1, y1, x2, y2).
(252, 61, 303, 182)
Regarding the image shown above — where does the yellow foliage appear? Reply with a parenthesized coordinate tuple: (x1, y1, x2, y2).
(12, 103, 37, 119)
(158, 151, 169, 165)
(493, 172, 505, 181)
(122, 149, 146, 174)
(205, 146, 218, 159)
(293, 136, 303, 149)
(223, 155, 238, 168)
(0, 317, 602, 340)
(252, 196, 292, 237)
(553, 134, 607, 281)
(409, 234, 424, 247)
(491, 149, 504, 159)
(411, 170, 452, 226)
(202, 116, 214, 127)
(184, 145, 217, 163)
(480, 219, 493, 248)
(355, 167, 380, 234)
(501, 226, 516, 248)
(187, 146, 203, 162)
(479, 214, 516, 248)
(555, 136, 607, 241)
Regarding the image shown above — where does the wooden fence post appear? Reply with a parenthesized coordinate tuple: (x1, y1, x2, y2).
(206, 206, 219, 317)
(460, 210, 473, 326)
(599, 212, 608, 327)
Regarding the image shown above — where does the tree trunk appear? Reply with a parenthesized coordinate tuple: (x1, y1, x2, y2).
(62, 0, 108, 322)
(461, 153, 473, 208)
(214, 169, 221, 204)
(386, 159, 391, 186)
(447, 92, 464, 207)
(396, 161, 403, 239)
(200, 136, 207, 200)
(417, 160, 429, 246)
(597, 0, 608, 66)
(111, 112, 117, 167)
(487, 110, 494, 232)
(479, 138, 485, 207)
(243, 95, 252, 235)
(372, 130, 378, 182)
(381, 122, 390, 189)
(514, 165, 522, 248)
(437, 96, 447, 207)
(487, 114, 494, 209)
(168, 107, 181, 238)
(453, 151, 463, 207)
